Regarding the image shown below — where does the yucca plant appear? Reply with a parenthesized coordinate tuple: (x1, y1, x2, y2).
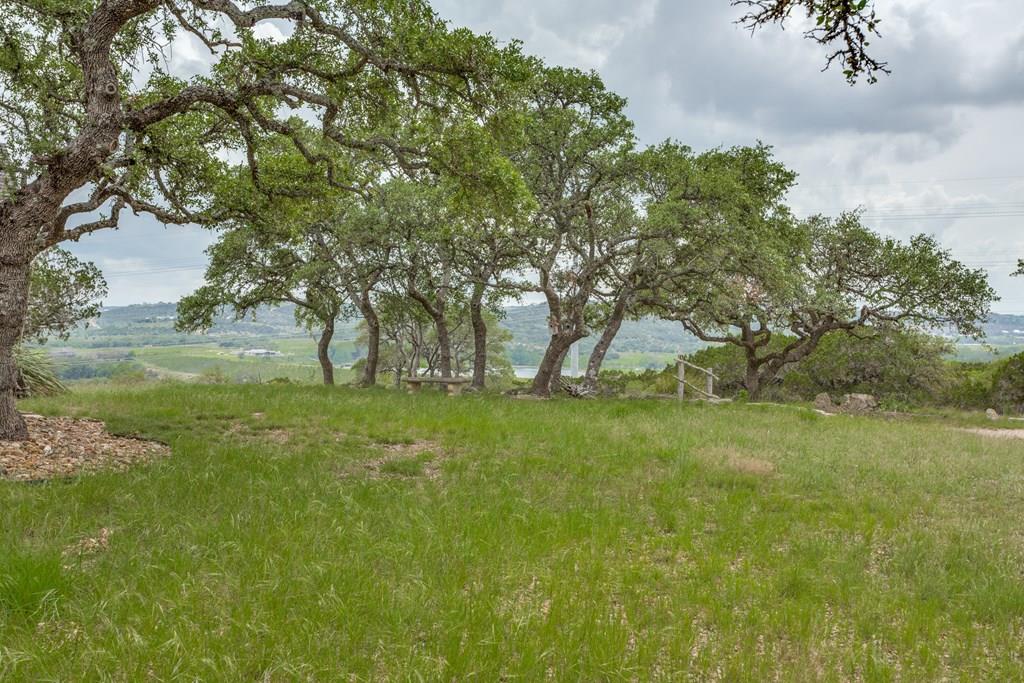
(13, 346, 67, 398)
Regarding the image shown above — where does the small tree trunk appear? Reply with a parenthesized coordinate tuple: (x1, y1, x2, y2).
(0, 259, 31, 441)
(411, 337, 421, 379)
(435, 315, 453, 379)
(317, 318, 335, 386)
(583, 292, 630, 388)
(744, 362, 762, 400)
(470, 284, 487, 390)
(407, 287, 452, 379)
(359, 292, 380, 387)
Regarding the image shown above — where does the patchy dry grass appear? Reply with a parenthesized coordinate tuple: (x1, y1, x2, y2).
(697, 445, 777, 476)
(2, 384, 1024, 680)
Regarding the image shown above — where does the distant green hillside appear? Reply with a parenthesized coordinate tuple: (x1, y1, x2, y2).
(51, 302, 1024, 370)
(500, 304, 704, 367)
(68, 302, 361, 349)
(982, 314, 1024, 345)
(65, 302, 702, 370)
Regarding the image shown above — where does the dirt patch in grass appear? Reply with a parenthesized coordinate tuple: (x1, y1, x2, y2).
(0, 416, 170, 482)
(698, 445, 776, 476)
(957, 428, 1024, 441)
(63, 528, 112, 568)
(375, 440, 438, 456)
(728, 455, 775, 476)
(340, 440, 448, 481)
(225, 422, 292, 445)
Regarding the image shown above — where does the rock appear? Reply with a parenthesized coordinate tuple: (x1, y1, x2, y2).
(813, 393, 836, 412)
(986, 408, 1000, 421)
(840, 393, 878, 414)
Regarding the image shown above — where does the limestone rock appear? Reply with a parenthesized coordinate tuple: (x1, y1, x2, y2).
(840, 393, 878, 414)
(813, 393, 836, 412)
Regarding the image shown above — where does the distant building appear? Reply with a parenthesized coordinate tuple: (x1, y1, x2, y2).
(239, 349, 282, 357)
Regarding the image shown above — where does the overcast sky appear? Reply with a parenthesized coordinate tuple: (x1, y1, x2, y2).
(66, 0, 1024, 312)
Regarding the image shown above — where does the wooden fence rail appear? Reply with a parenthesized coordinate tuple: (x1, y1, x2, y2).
(676, 356, 718, 400)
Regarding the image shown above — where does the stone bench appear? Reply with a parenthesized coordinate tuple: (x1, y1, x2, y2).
(404, 376, 471, 396)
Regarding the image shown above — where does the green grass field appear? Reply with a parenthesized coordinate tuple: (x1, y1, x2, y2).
(3, 385, 1024, 680)
(134, 344, 354, 383)
(53, 339, 359, 384)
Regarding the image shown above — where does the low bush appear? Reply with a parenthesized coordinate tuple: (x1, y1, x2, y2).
(109, 363, 149, 385)
(942, 361, 999, 410)
(783, 329, 953, 405)
(990, 352, 1024, 414)
(198, 366, 231, 384)
(596, 368, 673, 395)
(14, 346, 67, 398)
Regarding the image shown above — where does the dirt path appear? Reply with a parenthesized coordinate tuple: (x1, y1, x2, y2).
(956, 428, 1024, 440)
(141, 363, 200, 381)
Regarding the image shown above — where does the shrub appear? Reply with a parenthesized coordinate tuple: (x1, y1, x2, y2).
(596, 368, 668, 394)
(991, 353, 1024, 414)
(109, 363, 148, 385)
(942, 361, 998, 410)
(198, 366, 230, 384)
(683, 345, 748, 395)
(783, 329, 953, 405)
(13, 346, 67, 397)
(59, 362, 116, 381)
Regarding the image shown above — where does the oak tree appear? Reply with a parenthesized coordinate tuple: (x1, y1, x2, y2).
(509, 67, 636, 396)
(176, 213, 352, 385)
(675, 212, 995, 399)
(25, 248, 108, 344)
(0, 0, 520, 438)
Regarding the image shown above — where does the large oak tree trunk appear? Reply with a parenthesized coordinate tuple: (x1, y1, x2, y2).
(0, 258, 31, 441)
(583, 292, 630, 389)
(531, 334, 577, 397)
(0, 3, 128, 440)
(317, 318, 335, 386)
(469, 284, 487, 390)
(358, 291, 380, 387)
(550, 344, 571, 390)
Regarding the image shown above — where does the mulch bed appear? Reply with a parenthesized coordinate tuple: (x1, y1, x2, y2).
(0, 415, 170, 482)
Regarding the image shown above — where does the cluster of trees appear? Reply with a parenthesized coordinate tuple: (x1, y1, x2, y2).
(686, 327, 957, 405)
(633, 328, 1024, 417)
(177, 66, 995, 402)
(0, 0, 931, 440)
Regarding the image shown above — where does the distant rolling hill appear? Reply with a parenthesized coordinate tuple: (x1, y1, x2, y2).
(57, 302, 1024, 366)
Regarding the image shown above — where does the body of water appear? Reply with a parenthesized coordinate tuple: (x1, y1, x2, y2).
(513, 366, 590, 379)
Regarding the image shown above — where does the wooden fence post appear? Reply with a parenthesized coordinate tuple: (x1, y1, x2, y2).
(706, 367, 714, 399)
(677, 358, 685, 400)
